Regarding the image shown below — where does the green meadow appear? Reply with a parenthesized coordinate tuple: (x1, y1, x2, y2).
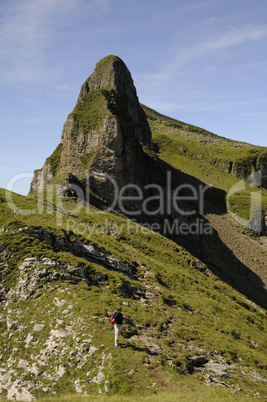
(0, 188, 266, 400)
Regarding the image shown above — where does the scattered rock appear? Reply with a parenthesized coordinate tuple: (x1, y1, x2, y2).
(25, 334, 35, 347)
(33, 324, 45, 332)
(247, 316, 254, 324)
(21, 228, 135, 280)
(232, 331, 241, 340)
(7, 379, 34, 401)
(186, 355, 209, 374)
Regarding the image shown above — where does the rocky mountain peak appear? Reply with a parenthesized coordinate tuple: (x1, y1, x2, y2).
(75, 54, 152, 148)
(79, 55, 133, 94)
(29, 55, 153, 199)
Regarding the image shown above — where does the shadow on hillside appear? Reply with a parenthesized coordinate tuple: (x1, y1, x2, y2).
(139, 160, 267, 310)
(81, 156, 266, 309)
(158, 159, 228, 215)
(172, 228, 267, 310)
(119, 343, 147, 352)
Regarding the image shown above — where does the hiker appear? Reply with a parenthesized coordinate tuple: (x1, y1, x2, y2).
(113, 306, 123, 347)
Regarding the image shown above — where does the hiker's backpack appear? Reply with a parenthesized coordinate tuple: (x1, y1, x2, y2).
(109, 312, 116, 324)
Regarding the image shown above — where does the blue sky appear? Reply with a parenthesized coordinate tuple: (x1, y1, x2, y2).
(1, 0, 267, 195)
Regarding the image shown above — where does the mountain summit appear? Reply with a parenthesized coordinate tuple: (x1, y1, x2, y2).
(76, 55, 152, 148)
(29, 55, 154, 203)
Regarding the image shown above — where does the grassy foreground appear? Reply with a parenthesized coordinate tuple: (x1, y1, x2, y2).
(0, 188, 266, 400)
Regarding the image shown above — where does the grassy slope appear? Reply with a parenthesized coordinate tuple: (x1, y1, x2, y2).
(142, 105, 267, 222)
(0, 189, 266, 400)
(142, 104, 266, 186)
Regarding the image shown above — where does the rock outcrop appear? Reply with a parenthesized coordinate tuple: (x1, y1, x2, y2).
(29, 55, 157, 208)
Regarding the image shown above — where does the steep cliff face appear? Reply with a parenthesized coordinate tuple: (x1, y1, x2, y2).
(29, 55, 155, 203)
